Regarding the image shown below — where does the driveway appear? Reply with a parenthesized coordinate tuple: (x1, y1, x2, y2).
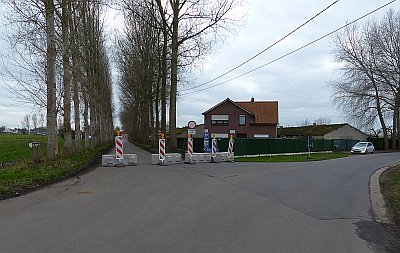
(0, 141, 399, 253)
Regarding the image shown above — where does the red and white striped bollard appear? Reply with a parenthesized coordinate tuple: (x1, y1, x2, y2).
(228, 135, 234, 160)
(159, 134, 166, 163)
(188, 134, 193, 159)
(115, 136, 124, 160)
(211, 138, 217, 158)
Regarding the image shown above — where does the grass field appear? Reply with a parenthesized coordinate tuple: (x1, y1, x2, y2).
(0, 134, 53, 163)
(235, 152, 348, 162)
(381, 166, 400, 224)
(0, 134, 110, 199)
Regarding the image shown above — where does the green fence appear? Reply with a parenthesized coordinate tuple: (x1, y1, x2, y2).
(367, 137, 398, 150)
(177, 137, 359, 156)
(332, 139, 360, 152)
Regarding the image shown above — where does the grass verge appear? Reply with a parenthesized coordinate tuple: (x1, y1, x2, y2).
(381, 165, 400, 225)
(235, 152, 348, 162)
(0, 135, 112, 200)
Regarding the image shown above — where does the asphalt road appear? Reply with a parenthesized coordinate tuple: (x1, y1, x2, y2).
(1, 140, 400, 253)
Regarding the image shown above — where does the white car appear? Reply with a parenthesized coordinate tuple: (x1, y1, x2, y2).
(351, 142, 375, 154)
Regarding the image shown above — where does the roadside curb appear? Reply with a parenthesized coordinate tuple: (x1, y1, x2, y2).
(370, 166, 392, 224)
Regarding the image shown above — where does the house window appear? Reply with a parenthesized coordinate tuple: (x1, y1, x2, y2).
(237, 133, 247, 138)
(239, 115, 246, 125)
(254, 134, 269, 138)
(211, 115, 229, 125)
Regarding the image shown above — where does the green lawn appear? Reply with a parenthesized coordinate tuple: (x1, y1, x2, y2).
(381, 166, 400, 224)
(0, 134, 110, 199)
(235, 152, 348, 162)
(0, 134, 51, 163)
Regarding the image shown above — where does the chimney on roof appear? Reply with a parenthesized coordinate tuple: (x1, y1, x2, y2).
(251, 97, 254, 103)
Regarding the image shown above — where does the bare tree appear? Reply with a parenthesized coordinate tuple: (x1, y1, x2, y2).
(38, 112, 46, 129)
(314, 117, 331, 125)
(332, 21, 391, 150)
(116, 0, 241, 149)
(156, 0, 241, 151)
(117, 0, 163, 145)
(4, 0, 114, 159)
(32, 113, 38, 130)
(21, 114, 31, 134)
(61, 0, 72, 155)
(45, 0, 58, 159)
(299, 119, 311, 127)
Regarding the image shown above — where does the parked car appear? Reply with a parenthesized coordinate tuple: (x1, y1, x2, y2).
(351, 142, 375, 154)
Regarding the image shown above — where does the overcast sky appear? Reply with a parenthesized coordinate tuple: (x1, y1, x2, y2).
(0, 0, 399, 129)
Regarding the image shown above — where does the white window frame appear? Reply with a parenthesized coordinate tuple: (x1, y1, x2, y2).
(239, 115, 246, 125)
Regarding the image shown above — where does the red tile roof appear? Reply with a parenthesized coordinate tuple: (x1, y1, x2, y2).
(202, 98, 278, 125)
(236, 101, 279, 125)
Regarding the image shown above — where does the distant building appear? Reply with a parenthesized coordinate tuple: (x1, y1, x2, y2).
(2, 128, 17, 134)
(202, 98, 279, 138)
(278, 123, 367, 140)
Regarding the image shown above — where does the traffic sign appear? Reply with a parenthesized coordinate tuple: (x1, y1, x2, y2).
(188, 120, 196, 129)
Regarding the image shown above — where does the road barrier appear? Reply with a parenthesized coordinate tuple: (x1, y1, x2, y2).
(152, 153, 182, 165)
(216, 152, 234, 162)
(184, 152, 212, 164)
(102, 154, 138, 167)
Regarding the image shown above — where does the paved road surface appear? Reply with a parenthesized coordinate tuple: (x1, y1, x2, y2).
(0, 140, 399, 252)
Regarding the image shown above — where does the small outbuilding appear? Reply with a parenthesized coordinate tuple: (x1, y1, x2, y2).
(278, 123, 367, 140)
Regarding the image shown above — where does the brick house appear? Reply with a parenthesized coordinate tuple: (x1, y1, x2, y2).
(202, 98, 278, 138)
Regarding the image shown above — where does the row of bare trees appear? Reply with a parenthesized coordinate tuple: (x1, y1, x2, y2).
(116, 0, 240, 151)
(332, 9, 400, 150)
(4, 0, 115, 159)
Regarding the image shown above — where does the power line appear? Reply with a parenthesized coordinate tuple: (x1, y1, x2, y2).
(181, 0, 397, 96)
(179, 0, 339, 93)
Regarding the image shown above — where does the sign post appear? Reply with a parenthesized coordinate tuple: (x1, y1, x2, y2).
(188, 120, 196, 136)
(307, 136, 313, 159)
(29, 141, 40, 168)
(204, 129, 209, 152)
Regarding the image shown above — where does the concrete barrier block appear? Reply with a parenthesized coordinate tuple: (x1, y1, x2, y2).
(102, 155, 118, 167)
(123, 154, 137, 166)
(152, 154, 160, 165)
(153, 153, 182, 165)
(211, 155, 221, 163)
(184, 153, 193, 164)
(216, 152, 234, 162)
(185, 153, 212, 164)
(166, 153, 182, 164)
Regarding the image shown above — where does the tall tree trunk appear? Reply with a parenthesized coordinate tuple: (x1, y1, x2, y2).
(392, 103, 398, 150)
(372, 79, 389, 150)
(73, 79, 81, 151)
(70, 1, 81, 152)
(62, 0, 72, 155)
(168, 0, 179, 151)
(83, 93, 90, 149)
(397, 108, 400, 149)
(45, 0, 58, 160)
(161, 28, 168, 137)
